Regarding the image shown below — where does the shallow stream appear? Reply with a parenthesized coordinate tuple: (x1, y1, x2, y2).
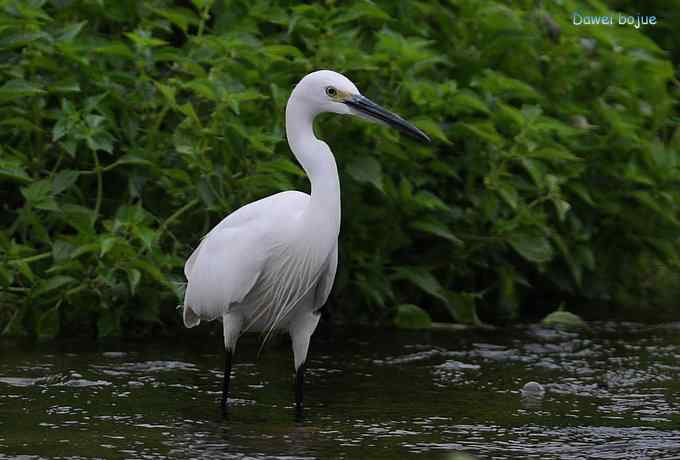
(1, 322, 679, 458)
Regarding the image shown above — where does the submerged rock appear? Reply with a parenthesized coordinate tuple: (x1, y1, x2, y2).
(521, 381, 546, 409)
(521, 381, 546, 397)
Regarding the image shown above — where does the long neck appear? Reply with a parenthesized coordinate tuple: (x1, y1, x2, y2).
(285, 96, 341, 238)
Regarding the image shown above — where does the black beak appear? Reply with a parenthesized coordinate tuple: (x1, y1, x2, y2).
(344, 94, 431, 144)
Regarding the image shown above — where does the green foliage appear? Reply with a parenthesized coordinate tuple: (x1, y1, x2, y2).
(1, 0, 679, 338)
(393, 304, 432, 329)
(542, 307, 588, 329)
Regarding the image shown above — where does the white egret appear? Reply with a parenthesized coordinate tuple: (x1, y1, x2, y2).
(182, 70, 429, 416)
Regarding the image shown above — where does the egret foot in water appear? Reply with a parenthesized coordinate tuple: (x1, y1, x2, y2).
(295, 362, 305, 420)
(221, 350, 233, 417)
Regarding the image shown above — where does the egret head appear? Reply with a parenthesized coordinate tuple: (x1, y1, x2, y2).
(291, 70, 430, 143)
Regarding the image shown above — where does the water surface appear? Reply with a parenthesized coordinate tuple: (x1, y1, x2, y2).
(1, 322, 679, 458)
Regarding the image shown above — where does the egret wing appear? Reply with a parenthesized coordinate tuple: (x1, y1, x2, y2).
(183, 227, 267, 327)
(184, 191, 308, 279)
(183, 191, 310, 328)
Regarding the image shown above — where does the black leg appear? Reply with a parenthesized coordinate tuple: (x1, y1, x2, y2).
(221, 350, 233, 417)
(295, 362, 305, 419)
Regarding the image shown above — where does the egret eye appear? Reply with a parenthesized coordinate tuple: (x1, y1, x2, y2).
(325, 86, 338, 98)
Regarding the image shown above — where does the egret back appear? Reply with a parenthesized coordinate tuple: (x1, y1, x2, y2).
(184, 191, 307, 279)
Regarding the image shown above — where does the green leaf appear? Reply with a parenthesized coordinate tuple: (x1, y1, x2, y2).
(191, 0, 213, 8)
(48, 81, 81, 94)
(37, 306, 60, 340)
(567, 183, 595, 205)
(86, 132, 114, 153)
(0, 117, 41, 132)
(0, 159, 32, 184)
(0, 80, 46, 103)
(2, 309, 27, 337)
(542, 308, 587, 329)
(57, 21, 86, 42)
(147, 6, 199, 32)
(411, 219, 463, 245)
(256, 158, 305, 177)
(445, 291, 482, 325)
(71, 243, 98, 259)
(184, 79, 219, 101)
(346, 156, 383, 191)
(99, 236, 118, 257)
(497, 266, 520, 321)
(0, 31, 50, 50)
(52, 240, 75, 262)
(330, 0, 390, 24)
(631, 191, 677, 224)
(52, 116, 67, 142)
(393, 266, 448, 303)
(449, 90, 489, 115)
(575, 245, 595, 271)
(552, 199, 571, 222)
(507, 230, 554, 263)
(85, 114, 105, 129)
(0, 266, 13, 287)
(399, 178, 413, 201)
(263, 45, 305, 60)
(454, 122, 504, 146)
(93, 42, 134, 59)
(113, 154, 154, 168)
(413, 118, 450, 144)
(125, 31, 168, 48)
(132, 259, 170, 288)
(496, 182, 519, 210)
(136, 227, 157, 250)
(16, 262, 35, 283)
(97, 308, 121, 338)
(155, 82, 177, 106)
(477, 70, 541, 102)
(519, 158, 545, 186)
(178, 102, 201, 126)
(52, 170, 79, 195)
(394, 304, 432, 329)
(413, 190, 450, 211)
(61, 204, 95, 235)
(527, 147, 581, 162)
(21, 180, 58, 211)
(34, 276, 76, 298)
(127, 269, 141, 296)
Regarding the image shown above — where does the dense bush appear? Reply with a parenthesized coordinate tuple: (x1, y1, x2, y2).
(1, 0, 679, 338)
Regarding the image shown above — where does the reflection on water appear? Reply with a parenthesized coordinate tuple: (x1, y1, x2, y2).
(1, 322, 679, 459)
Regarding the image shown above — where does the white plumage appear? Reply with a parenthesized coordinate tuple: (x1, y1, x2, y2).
(183, 190, 336, 341)
(181, 70, 429, 414)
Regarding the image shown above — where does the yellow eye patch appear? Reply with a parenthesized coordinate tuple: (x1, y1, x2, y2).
(334, 89, 352, 101)
(325, 86, 351, 101)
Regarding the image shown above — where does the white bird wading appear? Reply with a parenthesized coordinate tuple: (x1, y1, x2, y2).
(182, 70, 429, 417)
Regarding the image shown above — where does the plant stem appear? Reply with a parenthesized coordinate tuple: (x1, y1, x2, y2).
(197, 1, 214, 38)
(92, 150, 103, 225)
(8, 252, 51, 265)
(158, 199, 199, 239)
(146, 104, 170, 153)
